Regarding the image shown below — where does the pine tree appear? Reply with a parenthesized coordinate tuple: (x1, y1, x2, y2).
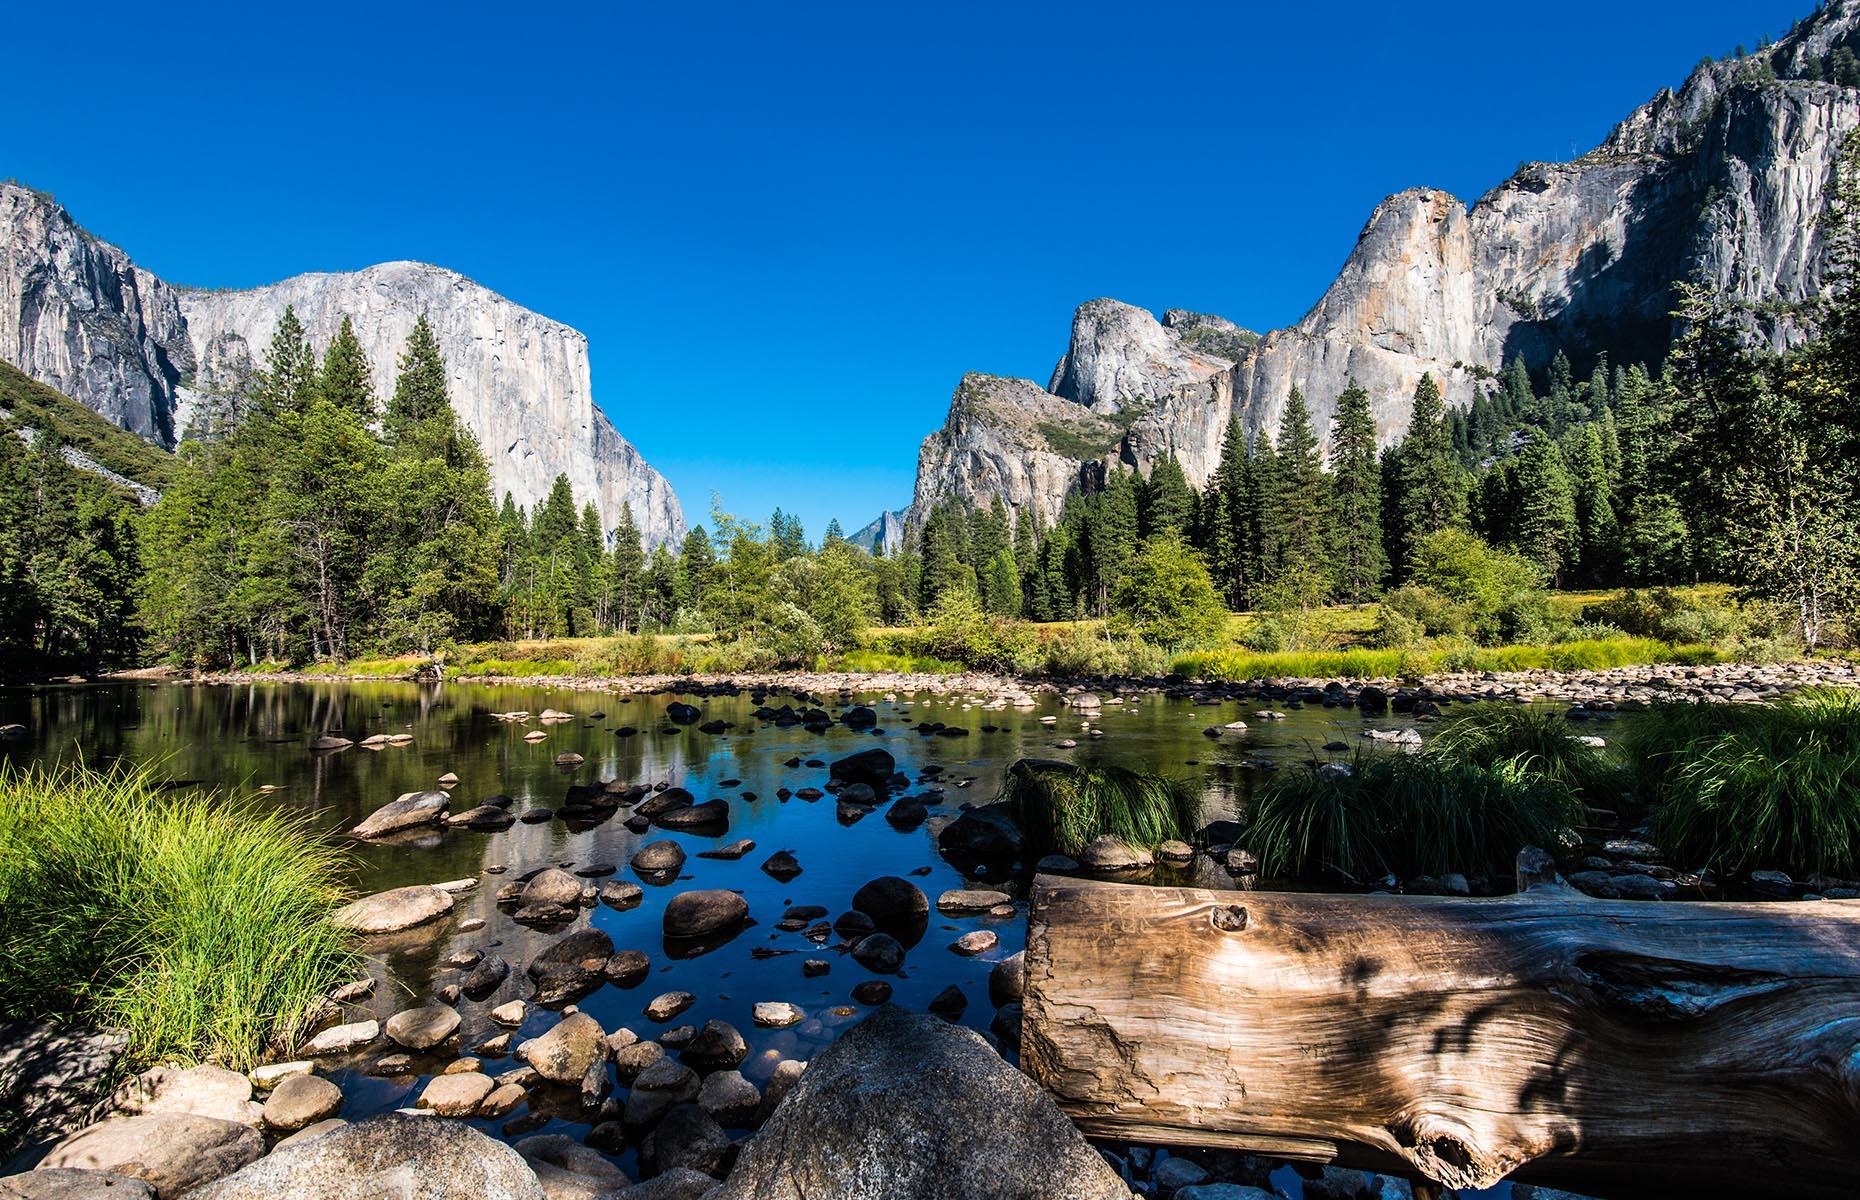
(823, 517, 846, 545)
(1389, 374, 1465, 580)
(1500, 357, 1534, 425)
(1261, 388, 1329, 593)
(1203, 417, 1252, 607)
(1508, 438, 1578, 584)
(1544, 351, 1576, 434)
(250, 306, 319, 420)
(384, 314, 448, 445)
(606, 503, 642, 632)
(1327, 379, 1386, 601)
(1567, 423, 1619, 585)
(676, 525, 715, 614)
(1140, 455, 1194, 537)
(1088, 470, 1140, 613)
(319, 316, 376, 420)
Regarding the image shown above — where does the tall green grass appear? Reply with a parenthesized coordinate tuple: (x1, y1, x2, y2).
(1428, 703, 1618, 799)
(1639, 689, 1860, 877)
(997, 759, 1200, 857)
(0, 763, 356, 1069)
(1243, 752, 1582, 882)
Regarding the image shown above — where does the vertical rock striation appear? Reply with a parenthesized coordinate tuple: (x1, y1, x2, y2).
(0, 183, 685, 547)
(904, 2, 1860, 530)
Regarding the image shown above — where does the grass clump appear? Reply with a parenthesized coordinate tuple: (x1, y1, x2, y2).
(1243, 751, 1582, 883)
(1639, 688, 1860, 878)
(996, 759, 1200, 858)
(1428, 703, 1617, 798)
(0, 762, 356, 1070)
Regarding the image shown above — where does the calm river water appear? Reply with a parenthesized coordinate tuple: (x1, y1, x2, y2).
(0, 678, 1451, 1184)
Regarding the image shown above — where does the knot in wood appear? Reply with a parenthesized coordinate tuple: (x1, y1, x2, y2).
(1211, 904, 1248, 932)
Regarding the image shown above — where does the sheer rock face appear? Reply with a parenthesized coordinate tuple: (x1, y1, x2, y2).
(910, 373, 1118, 528)
(0, 185, 685, 548)
(907, 4, 1860, 528)
(0, 185, 193, 446)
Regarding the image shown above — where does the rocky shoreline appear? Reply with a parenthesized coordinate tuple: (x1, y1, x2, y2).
(174, 656, 1860, 709)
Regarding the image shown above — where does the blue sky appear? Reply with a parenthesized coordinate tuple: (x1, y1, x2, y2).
(4, 0, 1809, 537)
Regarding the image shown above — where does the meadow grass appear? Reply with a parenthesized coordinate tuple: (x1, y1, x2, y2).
(1639, 688, 1860, 878)
(1173, 637, 1721, 681)
(1242, 751, 1582, 882)
(0, 763, 356, 1070)
(996, 759, 1200, 857)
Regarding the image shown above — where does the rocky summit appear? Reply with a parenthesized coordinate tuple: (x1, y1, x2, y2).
(895, 1, 1860, 528)
(0, 184, 685, 548)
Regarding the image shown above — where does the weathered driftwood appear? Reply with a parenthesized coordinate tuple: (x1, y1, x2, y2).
(1022, 861, 1860, 1198)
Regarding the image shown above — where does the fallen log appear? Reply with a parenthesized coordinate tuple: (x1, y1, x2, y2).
(1021, 858, 1860, 1199)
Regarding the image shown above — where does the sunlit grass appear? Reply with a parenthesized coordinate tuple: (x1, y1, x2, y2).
(1243, 751, 1582, 882)
(1641, 688, 1860, 877)
(0, 763, 356, 1070)
(1428, 703, 1618, 799)
(996, 759, 1200, 857)
(1175, 637, 1722, 681)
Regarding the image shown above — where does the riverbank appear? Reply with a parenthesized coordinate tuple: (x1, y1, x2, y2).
(167, 655, 1860, 709)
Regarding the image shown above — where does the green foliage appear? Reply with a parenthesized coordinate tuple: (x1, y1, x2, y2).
(996, 759, 1200, 857)
(1243, 750, 1582, 882)
(1327, 378, 1385, 602)
(1109, 533, 1227, 651)
(0, 762, 355, 1070)
(1406, 528, 1552, 643)
(0, 360, 172, 490)
(1428, 703, 1615, 797)
(0, 422, 143, 667)
(1645, 689, 1860, 877)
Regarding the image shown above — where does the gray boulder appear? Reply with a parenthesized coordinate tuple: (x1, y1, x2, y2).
(710, 1006, 1128, 1200)
(349, 790, 448, 838)
(188, 1113, 545, 1199)
(37, 1114, 263, 1198)
(0, 1170, 155, 1199)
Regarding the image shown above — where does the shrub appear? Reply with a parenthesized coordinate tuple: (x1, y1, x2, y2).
(1365, 604, 1427, 650)
(1243, 752, 1582, 882)
(996, 759, 1200, 857)
(1108, 534, 1228, 651)
(1644, 689, 1860, 876)
(0, 763, 355, 1069)
(922, 587, 1030, 672)
(1409, 529, 1552, 644)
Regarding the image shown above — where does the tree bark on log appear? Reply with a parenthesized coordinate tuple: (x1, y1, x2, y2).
(1021, 866, 1860, 1198)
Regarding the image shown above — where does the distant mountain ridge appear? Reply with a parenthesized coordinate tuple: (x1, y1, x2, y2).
(0, 183, 686, 547)
(889, 0, 1860, 533)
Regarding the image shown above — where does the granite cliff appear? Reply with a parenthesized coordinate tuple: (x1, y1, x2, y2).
(900, 1, 1860, 532)
(0, 183, 685, 547)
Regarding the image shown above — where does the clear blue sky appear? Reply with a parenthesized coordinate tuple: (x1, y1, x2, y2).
(4, 0, 1809, 537)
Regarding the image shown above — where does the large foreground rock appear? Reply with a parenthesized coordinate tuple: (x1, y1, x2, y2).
(37, 1114, 263, 1198)
(0, 1170, 155, 1199)
(188, 1114, 546, 1199)
(711, 1005, 1129, 1200)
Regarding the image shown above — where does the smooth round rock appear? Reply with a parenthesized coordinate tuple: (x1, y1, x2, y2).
(662, 890, 749, 939)
(261, 1074, 342, 1132)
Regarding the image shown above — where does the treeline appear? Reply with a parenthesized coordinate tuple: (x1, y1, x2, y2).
(142, 310, 501, 665)
(0, 429, 142, 667)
